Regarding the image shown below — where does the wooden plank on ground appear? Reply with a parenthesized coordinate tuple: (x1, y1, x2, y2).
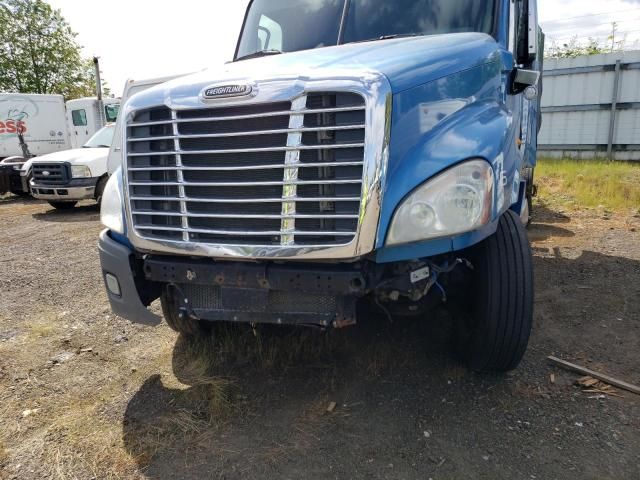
(547, 356, 640, 396)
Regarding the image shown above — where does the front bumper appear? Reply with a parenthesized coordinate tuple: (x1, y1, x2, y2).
(31, 177, 98, 201)
(99, 230, 162, 326)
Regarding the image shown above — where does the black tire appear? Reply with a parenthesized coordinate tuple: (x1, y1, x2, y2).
(456, 210, 534, 372)
(160, 290, 209, 337)
(95, 175, 108, 205)
(48, 201, 78, 210)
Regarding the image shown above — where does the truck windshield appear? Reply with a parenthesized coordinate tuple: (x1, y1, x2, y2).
(236, 0, 498, 59)
(83, 125, 115, 149)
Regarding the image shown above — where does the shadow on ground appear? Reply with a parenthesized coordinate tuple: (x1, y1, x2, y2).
(122, 231, 640, 479)
(32, 203, 99, 223)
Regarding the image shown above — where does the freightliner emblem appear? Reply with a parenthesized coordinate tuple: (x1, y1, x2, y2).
(202, 84, 253, 100)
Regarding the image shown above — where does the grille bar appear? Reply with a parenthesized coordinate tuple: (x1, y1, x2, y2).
(132, 211, 359, 219)
(128, 162, 364, 172)
(130, 196, 361, 203)
(135, 225, 357, 236)
(127, 143, 365, 156)
(129, 179, 362, 187)
(128, 106, 366, 127)
(128, 124, 366, 142)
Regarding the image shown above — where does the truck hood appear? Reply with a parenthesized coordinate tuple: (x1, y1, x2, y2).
(132, 33, 503, 108)
(30, 147, 108, 165)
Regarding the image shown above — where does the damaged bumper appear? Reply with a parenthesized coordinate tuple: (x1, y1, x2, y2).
(100, 230, 463, 329)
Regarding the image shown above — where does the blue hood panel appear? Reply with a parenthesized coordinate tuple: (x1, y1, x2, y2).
(143, 33, 502, 99)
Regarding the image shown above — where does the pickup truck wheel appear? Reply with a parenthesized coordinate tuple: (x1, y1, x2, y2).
(48, 201, 78, 210)
(456, 210, 534, 372)
(95, 175, 108, 205)
(160, 291, 210, 337)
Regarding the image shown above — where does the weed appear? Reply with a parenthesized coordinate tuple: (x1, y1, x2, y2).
(535, 158, 640, 212)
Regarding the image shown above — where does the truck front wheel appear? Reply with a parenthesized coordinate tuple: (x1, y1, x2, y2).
(160, 289, 210, 337)
(455, 210, 534, 372)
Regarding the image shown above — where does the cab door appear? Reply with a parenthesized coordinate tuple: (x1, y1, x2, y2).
(67, 100, 97, 148)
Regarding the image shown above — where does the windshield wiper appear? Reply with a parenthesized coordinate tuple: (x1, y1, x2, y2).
(348, 33, 423, 45)
(235, 49, 283, 62)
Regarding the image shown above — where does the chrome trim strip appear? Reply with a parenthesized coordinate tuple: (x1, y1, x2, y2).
(128, 162, 365, 172)
(123, 74, 392, 260)
(281, 96, 306, 245)
(127, 106, 366, 127)
(126, 143, 365, 156)
(171, 111, 190, 242)
(127, 124, 366, 142)
(130, 196, 362, 203)
(135, 225, 356, 237)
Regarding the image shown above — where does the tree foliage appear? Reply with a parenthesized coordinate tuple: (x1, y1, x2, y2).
(545, 22, 627, 59)
(0, 0, 103, 99)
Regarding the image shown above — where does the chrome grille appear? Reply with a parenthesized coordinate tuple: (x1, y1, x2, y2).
(126, 92, 366, 247)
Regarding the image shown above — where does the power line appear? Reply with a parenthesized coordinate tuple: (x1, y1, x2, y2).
(547, 31, 640, 44)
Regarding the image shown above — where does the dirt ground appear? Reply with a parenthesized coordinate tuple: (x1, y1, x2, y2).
(0, 196, 639, 480)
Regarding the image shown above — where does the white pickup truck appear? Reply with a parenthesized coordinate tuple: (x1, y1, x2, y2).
(30, 124, 115, 209)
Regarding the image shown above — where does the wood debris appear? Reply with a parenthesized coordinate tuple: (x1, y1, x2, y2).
(326, 401, 337, 413)
(576, 376, 624, 398)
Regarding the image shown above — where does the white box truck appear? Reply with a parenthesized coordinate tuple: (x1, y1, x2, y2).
(0, 94, 70, 159)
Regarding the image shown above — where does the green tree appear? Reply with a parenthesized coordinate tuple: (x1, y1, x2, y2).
(0, 0, 105, 99)
(545, 23, 626, 59)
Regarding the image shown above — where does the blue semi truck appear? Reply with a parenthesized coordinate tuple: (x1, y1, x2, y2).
(99, 0, 544, 372)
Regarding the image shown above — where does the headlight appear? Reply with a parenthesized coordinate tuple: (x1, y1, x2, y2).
(100, 168, 125, 234)
(71, 165, 92, 178)
(386, 160, 494, 246)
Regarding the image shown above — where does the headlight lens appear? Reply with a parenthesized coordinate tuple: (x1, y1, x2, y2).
(386, 160, 494, 246)
(71, 165, 92, 178)
(100, 168, 125, 234)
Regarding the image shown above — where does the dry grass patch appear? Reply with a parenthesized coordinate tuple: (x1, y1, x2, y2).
(536, 158, 640, 213)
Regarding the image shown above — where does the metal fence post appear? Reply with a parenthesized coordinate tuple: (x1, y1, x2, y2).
(607, 60, 622, 161)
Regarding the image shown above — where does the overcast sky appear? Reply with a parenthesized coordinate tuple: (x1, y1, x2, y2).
(46, 0, 640, 96)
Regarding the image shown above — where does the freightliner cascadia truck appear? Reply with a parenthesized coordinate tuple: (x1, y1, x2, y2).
(99, 0, 544, 372)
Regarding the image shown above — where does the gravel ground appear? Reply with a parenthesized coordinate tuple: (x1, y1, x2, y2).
(0, 196, 639, 479)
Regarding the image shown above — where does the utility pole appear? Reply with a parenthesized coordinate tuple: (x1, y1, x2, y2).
(610, 22, 618, 52)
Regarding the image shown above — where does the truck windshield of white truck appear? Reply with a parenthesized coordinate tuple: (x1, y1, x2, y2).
(237, 0, 498, 59)
(83, 124, 115, 149)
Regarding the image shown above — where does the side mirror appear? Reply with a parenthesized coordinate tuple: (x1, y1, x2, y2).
(511, 68, 540, 95)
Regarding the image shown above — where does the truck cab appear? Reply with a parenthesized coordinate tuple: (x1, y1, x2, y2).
(66, 97, 120, 149)
(99, 0, 543, 372)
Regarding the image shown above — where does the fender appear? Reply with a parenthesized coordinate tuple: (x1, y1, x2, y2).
(375, 98, 520, 260)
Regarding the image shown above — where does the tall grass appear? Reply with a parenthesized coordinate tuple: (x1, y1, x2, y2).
(535, 158, 640, 212)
